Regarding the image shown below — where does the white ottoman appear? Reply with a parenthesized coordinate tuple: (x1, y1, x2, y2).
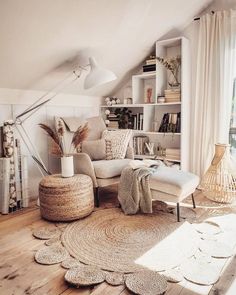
(149, 167, 200, 221)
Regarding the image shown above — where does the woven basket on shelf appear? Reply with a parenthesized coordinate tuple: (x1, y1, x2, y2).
(39, 174, 94, 221)
(200, 144, 236, 203)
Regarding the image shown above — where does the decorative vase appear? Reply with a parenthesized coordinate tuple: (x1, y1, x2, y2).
(61, 156, 74, 178)
(200, 143, 236, 203)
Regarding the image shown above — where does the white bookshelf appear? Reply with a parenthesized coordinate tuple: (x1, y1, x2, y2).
(100, 37, 190, 171)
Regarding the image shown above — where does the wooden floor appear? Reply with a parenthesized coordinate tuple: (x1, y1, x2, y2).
(1, 187, 236, 295)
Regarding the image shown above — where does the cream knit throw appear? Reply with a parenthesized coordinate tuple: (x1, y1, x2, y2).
(118, 166, 158, 215)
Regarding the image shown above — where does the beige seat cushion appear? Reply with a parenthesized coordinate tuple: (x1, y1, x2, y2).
(92, 159, 132, 179)
(149, 167, 199, 198)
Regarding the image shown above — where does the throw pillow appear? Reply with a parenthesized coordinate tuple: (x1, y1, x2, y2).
(102, 129, 132, 160)
(81, 139, 106, 161)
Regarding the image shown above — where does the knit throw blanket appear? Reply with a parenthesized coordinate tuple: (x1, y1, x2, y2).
(118, 166, 158, 215)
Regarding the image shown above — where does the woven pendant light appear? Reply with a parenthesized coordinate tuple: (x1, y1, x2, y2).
(201, 144, 236, 203)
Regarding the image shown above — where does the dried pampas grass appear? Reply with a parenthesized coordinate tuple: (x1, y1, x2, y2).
(39, 122, 89, 155)
(39, 123, 63, 155)
(71, 123, 89, 151)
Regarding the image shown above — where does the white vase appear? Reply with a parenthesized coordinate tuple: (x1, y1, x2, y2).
(61, 156, 74, 178)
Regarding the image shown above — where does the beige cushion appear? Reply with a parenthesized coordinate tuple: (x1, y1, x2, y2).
(92, 159, 132, 179)
(62, 117, 87, 132)
(82, 139, 106, 161)
(86, 116, 106, 140)
(149, 167, 200, 198)
(102, 129, 132, 160)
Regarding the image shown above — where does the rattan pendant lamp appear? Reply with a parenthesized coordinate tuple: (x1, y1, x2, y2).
(200, 143, 236, 203)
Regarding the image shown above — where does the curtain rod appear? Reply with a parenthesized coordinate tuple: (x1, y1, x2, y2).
(194, 10, 215, 21)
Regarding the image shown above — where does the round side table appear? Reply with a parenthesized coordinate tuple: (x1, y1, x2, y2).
(39, 174, 94, 221)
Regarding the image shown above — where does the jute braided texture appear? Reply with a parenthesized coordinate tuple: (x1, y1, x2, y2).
(61, 208, 198, 272)
(125, 270, 168, 295)
(39, 174, 94, 221)
(65, 265, 105, 286)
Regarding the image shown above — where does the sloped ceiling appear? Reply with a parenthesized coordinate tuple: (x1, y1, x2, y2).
(0, 0, 212, 97)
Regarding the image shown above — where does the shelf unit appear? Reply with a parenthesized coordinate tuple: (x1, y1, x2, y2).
(100, 37, 190, 171)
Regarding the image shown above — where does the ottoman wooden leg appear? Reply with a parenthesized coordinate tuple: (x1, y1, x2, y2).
(191, 193, 196, 209)
(177, 203, 180, 222)
(94, 187, 100, 207)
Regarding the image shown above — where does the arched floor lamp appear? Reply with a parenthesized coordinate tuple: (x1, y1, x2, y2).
(13, 57, 116, 175)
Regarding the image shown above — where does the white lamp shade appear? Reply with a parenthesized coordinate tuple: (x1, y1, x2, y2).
(84, 57, 117, 89)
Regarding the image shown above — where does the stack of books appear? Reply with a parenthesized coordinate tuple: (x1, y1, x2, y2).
(133, 136, 149, 155)
(158, 112, 181, 133)
(164, 89, 181, 102)
(165, 148, 181, 160)
(143, 56, 156, 72)
(107, 112, 119, 129)
(132, 113, 143, 130)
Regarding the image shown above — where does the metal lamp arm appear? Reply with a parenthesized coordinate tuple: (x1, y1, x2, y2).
(13, 66, 88, 176)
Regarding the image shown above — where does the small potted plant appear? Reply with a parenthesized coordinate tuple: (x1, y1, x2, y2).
(156, 56, 181, 88)
(39, 121, 89, 177)
(114, 108, 133, 129)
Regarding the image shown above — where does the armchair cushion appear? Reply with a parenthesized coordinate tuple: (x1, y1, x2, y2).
(102, 129, 132, 160)
(92, 159, 132, 179)
(81, 139, 106, 161)
(86, 116, 106, 140)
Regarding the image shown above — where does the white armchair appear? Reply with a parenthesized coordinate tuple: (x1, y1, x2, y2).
(55, 116, 134, 206)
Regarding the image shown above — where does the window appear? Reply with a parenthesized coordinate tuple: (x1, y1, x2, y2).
(230, 79, 236, 156)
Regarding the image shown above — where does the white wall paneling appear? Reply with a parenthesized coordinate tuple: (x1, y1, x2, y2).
(0, 88, 102, 197)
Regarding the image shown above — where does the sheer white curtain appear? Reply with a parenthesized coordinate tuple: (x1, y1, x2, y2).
(190, 10, 236, 177)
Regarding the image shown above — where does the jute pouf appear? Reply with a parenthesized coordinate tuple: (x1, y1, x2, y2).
(39, 174, 94, 221)
(125, 270, 168, 295)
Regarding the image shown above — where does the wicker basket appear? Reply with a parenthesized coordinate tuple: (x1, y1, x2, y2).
(201, 144, 236, 203)
(39, 174, 94, 221)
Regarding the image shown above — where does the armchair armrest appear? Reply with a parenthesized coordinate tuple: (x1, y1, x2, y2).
(74, 153, 98, 187)
(126, 146, 134, 159)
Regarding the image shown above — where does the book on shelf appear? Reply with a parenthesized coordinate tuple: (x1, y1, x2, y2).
(145, 59, 156, 65)
(107, 111, 144, 131)
(158, 112, 181, 133)
(108, 121, 119, 129)
(143, 64, 156, 72)
(132, 113, 143, 130)
(133, 135, 149, 155)
(145, 55, 156, 66)
(164, 89, 181, 102)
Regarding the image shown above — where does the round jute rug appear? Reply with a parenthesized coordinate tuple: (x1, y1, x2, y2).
(61, 208, 199, 273)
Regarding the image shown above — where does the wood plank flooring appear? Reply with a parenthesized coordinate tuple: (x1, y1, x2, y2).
(1, 186, 236, 295)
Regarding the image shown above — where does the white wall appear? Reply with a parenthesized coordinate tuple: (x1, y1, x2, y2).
(0, 88, 102, 197)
